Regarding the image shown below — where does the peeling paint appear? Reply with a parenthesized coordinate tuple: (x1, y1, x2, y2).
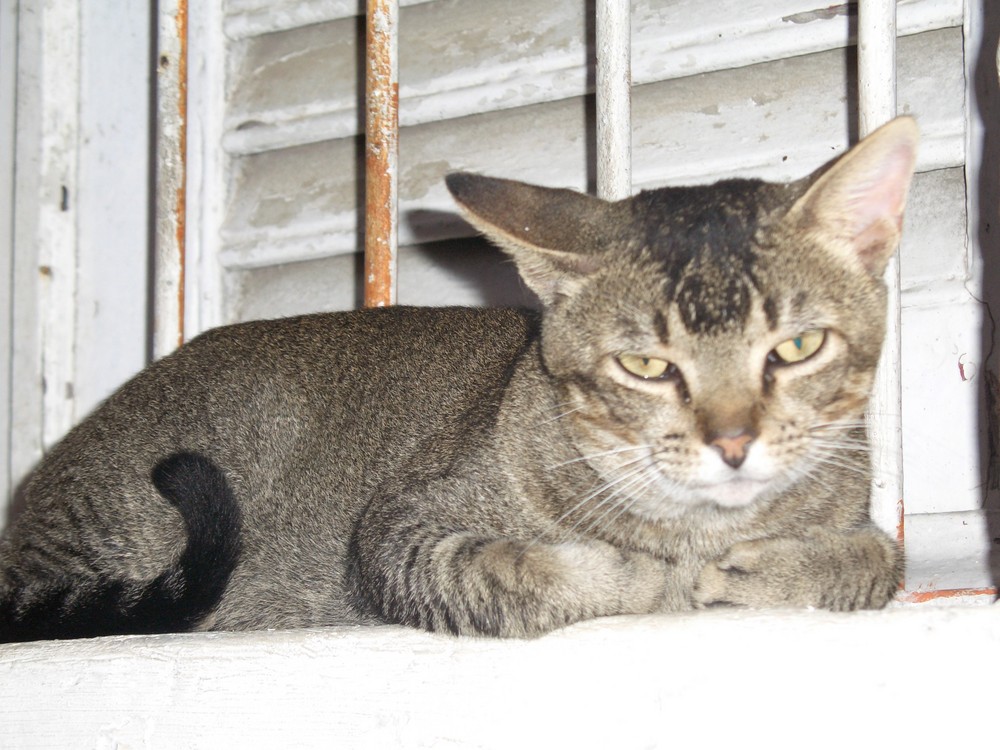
(782, 3, 853, 25)
(899, 586, 998, 604)
(957, 353, 976, 381)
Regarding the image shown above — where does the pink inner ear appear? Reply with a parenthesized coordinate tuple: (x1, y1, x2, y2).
(844, 142, 914, 239)
(853, 218, 900, 273)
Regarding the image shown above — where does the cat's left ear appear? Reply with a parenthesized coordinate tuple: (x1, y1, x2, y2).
(446, 173, 617, 304)
(786, 116, 919, 277)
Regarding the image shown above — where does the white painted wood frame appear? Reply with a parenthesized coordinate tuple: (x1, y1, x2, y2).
(858, 1, 905, 540)
(153, 0, 188, 359)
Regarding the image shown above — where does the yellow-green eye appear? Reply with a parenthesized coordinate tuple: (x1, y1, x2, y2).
(771, 329, 826, 364)
(617, 354, 671, 379)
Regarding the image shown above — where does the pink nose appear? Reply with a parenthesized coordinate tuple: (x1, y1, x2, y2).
(710, 433, 754, 469)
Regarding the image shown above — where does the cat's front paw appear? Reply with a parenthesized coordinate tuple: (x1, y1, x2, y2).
(692, 531, 901, 611)
(693, 538, 798, 609)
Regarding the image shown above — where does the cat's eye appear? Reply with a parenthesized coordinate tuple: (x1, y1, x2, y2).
(617, 354, 672, 380)
(770, 329, 826, 365)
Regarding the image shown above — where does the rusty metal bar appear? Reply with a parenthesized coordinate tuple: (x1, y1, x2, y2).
(364, 0, 399, 308)
(153, 0, 188, 356)
(595, 0, 631, 201)
(858, 0, 903, 541)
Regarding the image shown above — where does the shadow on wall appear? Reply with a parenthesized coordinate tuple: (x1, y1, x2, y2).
(973, 0, 1000, 586)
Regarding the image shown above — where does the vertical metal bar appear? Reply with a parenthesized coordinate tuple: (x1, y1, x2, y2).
(154, 0, 188, 357)
(364, 0, 399, 308)
(595, 0, 632, 201)
(858, 0, 903, 541)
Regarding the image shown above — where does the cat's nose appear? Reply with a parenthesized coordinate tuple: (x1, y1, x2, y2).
(709, 432, 754, 469)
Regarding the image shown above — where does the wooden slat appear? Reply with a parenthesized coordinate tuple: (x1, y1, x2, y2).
(219, 27, 966, 269)
(223, 0, 962, 156)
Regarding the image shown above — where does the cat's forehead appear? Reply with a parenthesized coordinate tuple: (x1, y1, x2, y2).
(627, 179, 777, 253)
(620, 180, 792, 336)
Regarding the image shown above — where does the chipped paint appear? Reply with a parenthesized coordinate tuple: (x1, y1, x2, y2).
(782, 3, 852, 25)
(957, 353, 976, 381)
(899, 586, 998, 604)
(153, 0, 188, 357)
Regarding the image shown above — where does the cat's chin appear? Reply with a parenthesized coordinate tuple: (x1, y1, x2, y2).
(630, 476, 779, 521)
(692, 478, 774, 509)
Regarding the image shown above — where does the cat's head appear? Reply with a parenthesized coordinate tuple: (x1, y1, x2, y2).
(447, 117, 918, 517)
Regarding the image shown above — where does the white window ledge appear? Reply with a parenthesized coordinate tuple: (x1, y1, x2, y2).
(1, 603, 997, 748)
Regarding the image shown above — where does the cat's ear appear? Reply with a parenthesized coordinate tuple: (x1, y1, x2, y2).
(446, 173, 615, 304)
(786, 116, 919, 277)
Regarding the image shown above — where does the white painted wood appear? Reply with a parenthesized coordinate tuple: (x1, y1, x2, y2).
(229, 168, 964, 313)
(8, 0, 46, 499)
(1, 606, 997, 748)
(0, 0, 17, 507)
(35, 2, 81, 450)
(230, 239, 530, 322)
(596, 0, 632, 200)
(75, 1, 152, 415)
(153, 0, 187, 358)
(5, 1, 159, 511)
(897, 168, 986, 515)
(898, 167, 968, 295)
(224, 0, 433, 40)
(904, 510, 999, 591)
(223, 0, 961, 156)
(858, 0, 903, 538)
(184, 0, 229, 336)
(858, 0, 898, 136)
(219, 27, 966, 270)
(9, 0, 82, 473)
(901, 298, 985, 515)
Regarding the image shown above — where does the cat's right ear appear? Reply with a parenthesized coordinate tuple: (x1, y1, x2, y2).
(446, 173, 614, 304)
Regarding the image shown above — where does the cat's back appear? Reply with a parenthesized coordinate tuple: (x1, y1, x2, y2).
(35, 305, 541, 491)
(173, 305, 540, 419)
(190, 305, 538, 379)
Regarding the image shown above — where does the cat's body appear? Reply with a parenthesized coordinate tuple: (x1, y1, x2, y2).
(0, 118, 918, 641)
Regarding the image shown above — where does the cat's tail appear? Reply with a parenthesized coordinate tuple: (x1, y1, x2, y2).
(0, 452, 242, 643)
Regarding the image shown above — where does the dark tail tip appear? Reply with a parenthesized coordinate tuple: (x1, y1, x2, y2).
(148, 451, 243, 627)
(0, 452, 242, 643)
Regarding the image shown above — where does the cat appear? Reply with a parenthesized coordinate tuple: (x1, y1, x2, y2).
(0, 117, 918, 642)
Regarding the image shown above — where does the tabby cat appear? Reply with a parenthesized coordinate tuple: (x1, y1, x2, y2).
(0, 117, 918, 642)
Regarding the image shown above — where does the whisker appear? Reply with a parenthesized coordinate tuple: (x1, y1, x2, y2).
(579, 467, 664, 538)
(546, 444, 653, 471)
(810, 439, 870, 453)
(535, 404, 584, 427)
(803, 452, 872, 478)
(523, 452, 655, 551)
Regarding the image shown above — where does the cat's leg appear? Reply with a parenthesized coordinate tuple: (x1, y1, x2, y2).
(692, 526, 903, 611)
(351, 501, 670, 637)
